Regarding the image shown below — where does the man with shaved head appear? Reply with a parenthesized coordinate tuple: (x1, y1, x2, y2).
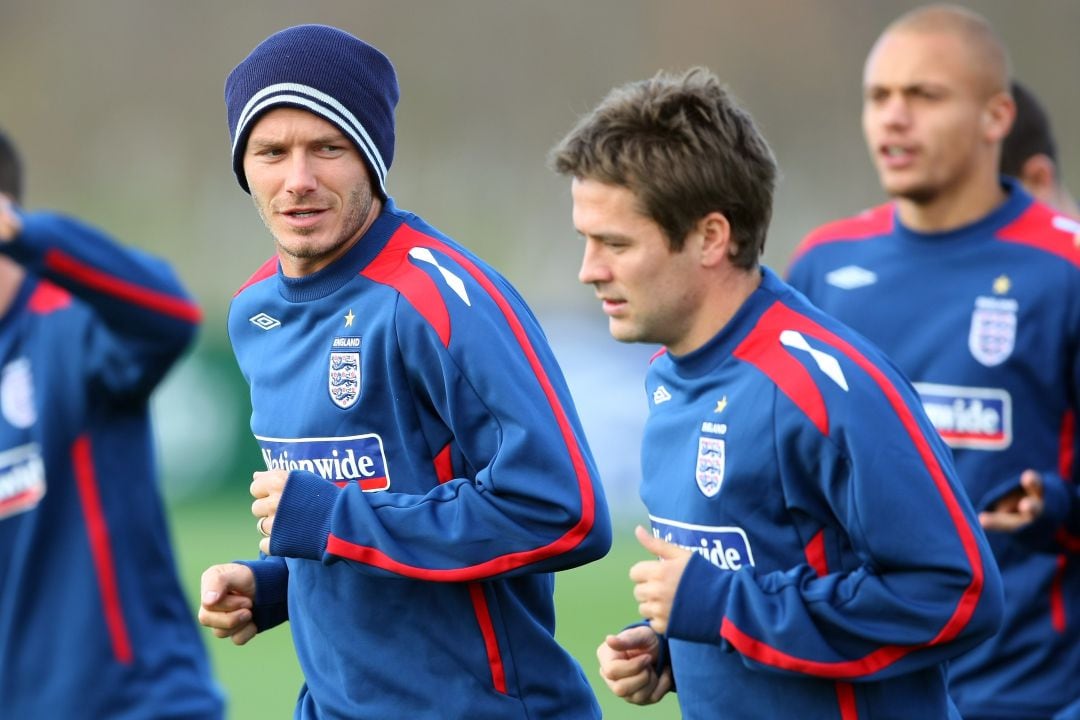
(789, 5, 1080, 719)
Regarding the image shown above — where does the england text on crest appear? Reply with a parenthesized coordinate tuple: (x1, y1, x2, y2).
(328, 336, 362, 409)
(968, 296, 1017, 367)
(695, 436, 726, 498)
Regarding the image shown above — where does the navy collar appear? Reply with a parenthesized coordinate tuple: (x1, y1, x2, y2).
(890, 177, 1034, 247)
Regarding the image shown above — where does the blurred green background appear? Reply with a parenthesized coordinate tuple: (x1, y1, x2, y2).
(3, 1, 1079, 717)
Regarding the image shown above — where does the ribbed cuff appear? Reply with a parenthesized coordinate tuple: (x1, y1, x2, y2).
(269, 470, 340, 561)
(666, 553, 732, 644)
(234, 557, 289, 631)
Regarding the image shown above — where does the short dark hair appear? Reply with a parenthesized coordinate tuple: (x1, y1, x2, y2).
(550, 67, 777, 269)
(1001, 80, 1057, 178)
(0, 127, 23, 204)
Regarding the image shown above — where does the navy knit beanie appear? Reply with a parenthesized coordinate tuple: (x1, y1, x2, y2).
(225, 24, 399, 197)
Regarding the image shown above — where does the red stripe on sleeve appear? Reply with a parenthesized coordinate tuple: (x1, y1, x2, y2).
(326, 225, 596, 580)
(1058, 409, 1075, 481)
(733, 326, 830, 435)
(361, 229, 451, 346)
(468, 583, 508, 694)
(809, 532, 861, 717)
(44, 249, 201, 323)
(995, 203, 1080, 268)
(1050, 554, 1067, 633)
(1056, 529, 1080, 553)
(836, 681, 859, 720)
(723, 302, 985, 679)
(71, 434, 133, 665)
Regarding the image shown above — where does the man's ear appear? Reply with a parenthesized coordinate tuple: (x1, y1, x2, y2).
(697, 211, 732, 267)
(1018, 154, 1057, 199)
(982, 91, 1015, 144)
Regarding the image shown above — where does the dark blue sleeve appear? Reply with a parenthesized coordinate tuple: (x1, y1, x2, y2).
(235, 556, 290, 632)
(2, 210, 200, 395)
(668, 324, 1003, 681)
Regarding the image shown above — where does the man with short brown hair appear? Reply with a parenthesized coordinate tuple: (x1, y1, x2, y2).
(553, 66, 1002, 720)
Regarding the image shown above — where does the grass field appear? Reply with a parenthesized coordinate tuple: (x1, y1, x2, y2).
(170, 495, 682, 719)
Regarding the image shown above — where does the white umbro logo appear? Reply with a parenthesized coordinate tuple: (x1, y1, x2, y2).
(250, 313, 281, 330)
(825, 265, 878, 290)
(653, 385, 672, 404)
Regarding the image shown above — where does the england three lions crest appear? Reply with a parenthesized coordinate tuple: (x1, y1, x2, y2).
(968, 297, 1017, 367)
(696, 436, 726, 497)
(329, 336, 362, 409)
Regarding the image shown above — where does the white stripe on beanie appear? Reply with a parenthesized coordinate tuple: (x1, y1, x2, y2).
(233, 83, 388, 188)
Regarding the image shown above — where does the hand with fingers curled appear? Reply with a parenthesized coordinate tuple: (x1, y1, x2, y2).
(198, 563, 258, 646)
(979, 469, 1045, 533)
(250, 469, 290, 555)
(596, 624, 673, 705)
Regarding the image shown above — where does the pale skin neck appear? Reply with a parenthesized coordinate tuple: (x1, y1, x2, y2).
(669, 264, 762, 357)
(277, 196, 384, 278)
(895, 162, 1007, 233)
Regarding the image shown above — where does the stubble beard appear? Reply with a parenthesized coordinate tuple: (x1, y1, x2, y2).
(891, 183, 938, 206)
(256, 185, 374, 262)
(880, 170, 939, 207)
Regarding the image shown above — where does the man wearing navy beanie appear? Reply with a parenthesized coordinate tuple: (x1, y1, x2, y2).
(199, 24, 612, 719)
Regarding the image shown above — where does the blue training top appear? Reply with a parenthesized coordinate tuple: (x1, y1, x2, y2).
(788, 179, 1080, 719)
(229, 199, 612, 719)
(638, 267, 1002, 719)
(0, 211, 223, 719)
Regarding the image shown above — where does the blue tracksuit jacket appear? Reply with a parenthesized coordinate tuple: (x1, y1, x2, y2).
(228, 199, 611, 719)
(642, 268, 1002, 719)
(787, 179, 1080, 719)
(0, 211, 223, 718)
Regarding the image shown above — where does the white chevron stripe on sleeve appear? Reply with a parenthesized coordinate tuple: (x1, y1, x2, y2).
(408, 247, 471, 306)
(779, 330, 849, 391)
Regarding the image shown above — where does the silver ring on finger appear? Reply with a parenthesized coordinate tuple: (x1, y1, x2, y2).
(257, 516, 270, 537)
